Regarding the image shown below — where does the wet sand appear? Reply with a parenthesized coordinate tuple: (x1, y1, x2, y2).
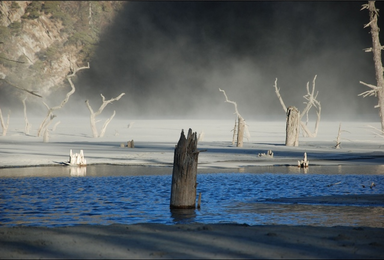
(0, 223, 383, 259)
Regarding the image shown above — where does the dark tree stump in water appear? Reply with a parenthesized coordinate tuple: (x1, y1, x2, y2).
(170, 128, 199, 209)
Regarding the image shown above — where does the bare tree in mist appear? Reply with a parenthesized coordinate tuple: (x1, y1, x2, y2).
(85, 93, 125, 138)
(37, 63, 90, 138)
(219, 88, 250, 147)
(0, 108, 10, 136)
(359, 1, 384, 132)
(274, 75, 321, 145)
(22, 97, 31, 135)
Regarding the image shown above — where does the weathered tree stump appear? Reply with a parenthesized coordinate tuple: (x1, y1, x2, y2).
(237, 117, 245, 147)
(170, 128, 200, 209)
(127, 140, 134, 148)
(298, 152, 309, 168)
(285, 106, 300, 146)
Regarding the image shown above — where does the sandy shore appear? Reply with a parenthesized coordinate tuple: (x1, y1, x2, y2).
(0, 223, 383, 259)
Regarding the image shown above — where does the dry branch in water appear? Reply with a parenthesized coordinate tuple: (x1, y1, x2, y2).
(85, 93, 125, 138)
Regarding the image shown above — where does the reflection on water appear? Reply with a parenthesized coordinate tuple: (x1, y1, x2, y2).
(70, 166, 87, 177)
(170, 208, 197, 224)
(0, 166, 383, 228)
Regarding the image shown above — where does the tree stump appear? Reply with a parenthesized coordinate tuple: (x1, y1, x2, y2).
(237, 117, 245, 147)
(285, 106, 300, 146)
(127, 140, 134, 148)
(170, 128, 199, 209)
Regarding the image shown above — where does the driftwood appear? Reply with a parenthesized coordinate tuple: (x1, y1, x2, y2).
(170, 129, 201, 209)
(120, 140, 134, 148)
(258, 150, 274, 158)
(85, 93, 125, 138)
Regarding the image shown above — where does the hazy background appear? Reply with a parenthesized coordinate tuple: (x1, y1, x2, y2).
(5, 1, 384, 121)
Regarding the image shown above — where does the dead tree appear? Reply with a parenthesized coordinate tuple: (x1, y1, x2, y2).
(170, 129, 200, 209)
(359, 1, 384, 132)
(274, 76, 321, 142)
(286, 106, 300, 146)
(0, 108, 10, 136)
(219, 88, 250, 147)
(37, 63, 90, 137)
(85, 93, 125, 138)
(335, 123, 342, 149)
(22, 97, 31, 135)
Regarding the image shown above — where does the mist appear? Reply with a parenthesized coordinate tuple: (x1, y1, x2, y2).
(4, 1, 384, 122)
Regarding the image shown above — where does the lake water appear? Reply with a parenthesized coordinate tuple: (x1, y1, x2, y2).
(0, 165, 383, 227)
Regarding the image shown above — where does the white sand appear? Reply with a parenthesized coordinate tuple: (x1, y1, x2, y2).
(1, 116, 384, 169)
(1, 117, 383, 259)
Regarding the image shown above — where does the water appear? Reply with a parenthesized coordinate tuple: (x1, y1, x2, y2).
(0, 165, 383, 227)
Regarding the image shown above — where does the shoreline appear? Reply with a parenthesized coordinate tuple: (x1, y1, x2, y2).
(0, 223, 383, 259)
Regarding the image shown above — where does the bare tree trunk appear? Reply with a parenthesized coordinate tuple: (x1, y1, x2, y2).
(360, 1, 384, 132)
(273, 78, 287, 112)
(0, 108, 10, 136)
(219, 88, 249, 147)
(99, 110, 116, 138)
(237, 116, 245, 147)
(170, 129, 200, 209)
(22, 97, 31, 135)
(232, 118, 237, 145)
(285, 106, 300, 146)
(52, 121, 60, 132)
(85, 93, 125, 138)
(300, 75, 321, 137)
(274, 76, 321, 141)
(37, 63, 90, 137)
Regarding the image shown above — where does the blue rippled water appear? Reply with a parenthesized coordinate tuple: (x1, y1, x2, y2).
(0, 166, 383, 227)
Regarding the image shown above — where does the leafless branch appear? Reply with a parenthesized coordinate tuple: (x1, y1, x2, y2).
(273, 78, 287, 112)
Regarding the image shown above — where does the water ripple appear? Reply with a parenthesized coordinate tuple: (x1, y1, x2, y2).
(0, 169, 383, 227)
